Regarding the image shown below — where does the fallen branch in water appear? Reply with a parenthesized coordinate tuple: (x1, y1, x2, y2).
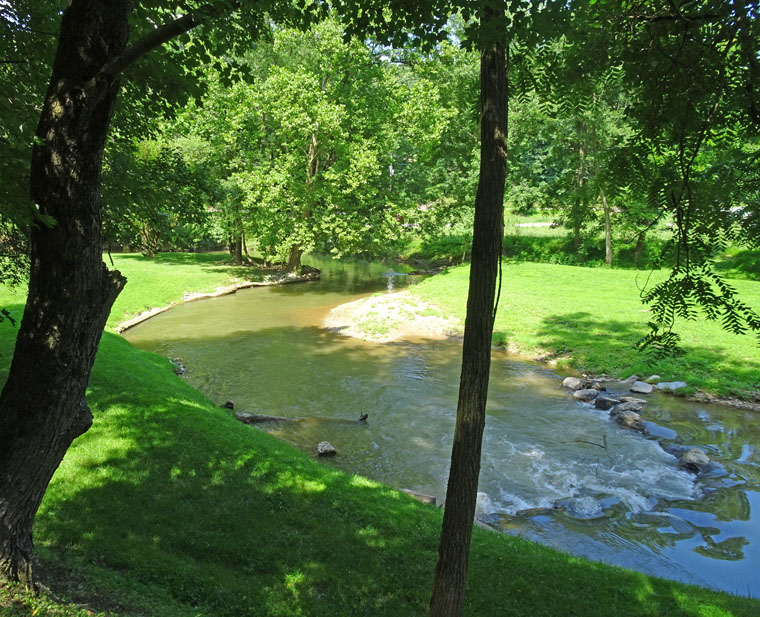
(562, 434, 608, 450)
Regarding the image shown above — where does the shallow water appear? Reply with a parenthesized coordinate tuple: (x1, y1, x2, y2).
(125, 255, 760, 597)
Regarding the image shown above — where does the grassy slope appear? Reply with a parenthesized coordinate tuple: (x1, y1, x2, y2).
(1, 326, 758, 616)
(411, 262, 760, 398)
(0, 253, 759, 616)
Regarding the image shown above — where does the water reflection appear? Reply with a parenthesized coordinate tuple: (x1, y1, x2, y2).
(124, 255, 760, 597)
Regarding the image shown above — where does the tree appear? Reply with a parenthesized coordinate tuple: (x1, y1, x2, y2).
(428, 2, 507, 615)
(0, 0, 284, 583)
(178, 18, 449, 270)
(0, 0, 450, 584)
(508, 27, 635, 264)
(0, 2, 60, 293)
(102, 135, 213, 256)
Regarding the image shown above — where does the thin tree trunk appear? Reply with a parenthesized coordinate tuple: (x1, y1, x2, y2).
(242, 230, 254, 264)
(601, 189, 612, 265)
(0, 0, 130, 583)
(633, 230, 646, 266)
(429, 10, 507, 617)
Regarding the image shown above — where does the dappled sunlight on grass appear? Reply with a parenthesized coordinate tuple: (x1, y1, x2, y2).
(273, 470, 328, 494)
(349, 474, 382, 489)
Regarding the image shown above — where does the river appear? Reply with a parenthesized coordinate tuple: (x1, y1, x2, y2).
(124, 255, 760, 597)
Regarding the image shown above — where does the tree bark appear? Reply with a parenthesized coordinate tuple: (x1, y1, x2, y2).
(287, 244, 303, 273)
(633, 229, 646, 266)
(429, 11, 507, 617)
(232, 234, 243, 265)
(0, 0, 130, 583)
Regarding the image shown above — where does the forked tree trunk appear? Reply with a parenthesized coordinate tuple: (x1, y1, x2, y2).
(429, 9, 507, 617)
(0, 1, 130, 583)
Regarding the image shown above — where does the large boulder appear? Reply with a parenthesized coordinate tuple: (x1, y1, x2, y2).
(621, 374, 640, 386)
(678, 448, 711, 474)
(630, 381, 654, 394)
(573, 388, 600, 402)
(616, 400, 646, 413)
(316, 441, 337, 456)
(562, 376, 587, 390)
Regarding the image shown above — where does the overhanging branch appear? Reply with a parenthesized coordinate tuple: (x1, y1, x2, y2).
(100, 4, 228, 80)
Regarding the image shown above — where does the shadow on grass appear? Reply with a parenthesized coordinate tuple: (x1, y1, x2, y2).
(112, 251, 262, 280)
(2, 331, 749, 616)
(530, 311, 760, 394)
(714, 249, 760, 281)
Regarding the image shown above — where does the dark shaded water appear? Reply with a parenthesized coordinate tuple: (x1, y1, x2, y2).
(124, 256, 760, 597)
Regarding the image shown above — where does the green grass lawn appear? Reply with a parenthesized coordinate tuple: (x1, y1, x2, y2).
(1, 252, 760, 615)
(105, 252, 265, 329)
(410, 261, 760, 398)
(0, 251, 260, 332)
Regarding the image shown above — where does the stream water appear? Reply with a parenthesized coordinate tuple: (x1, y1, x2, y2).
(124, 255, 760, 597)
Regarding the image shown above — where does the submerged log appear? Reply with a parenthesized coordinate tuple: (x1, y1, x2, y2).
(235, 412, 297, 424)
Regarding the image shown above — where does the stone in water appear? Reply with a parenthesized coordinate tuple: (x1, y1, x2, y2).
(630, 381, 653, 394)
(316, 441, 337, 456)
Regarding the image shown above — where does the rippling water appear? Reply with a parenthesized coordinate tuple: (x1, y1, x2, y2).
(125, 255, 760, 597)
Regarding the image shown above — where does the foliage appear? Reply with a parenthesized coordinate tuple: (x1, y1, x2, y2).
(609, 1, 760, 352)
(102, 135, 213, 256)
(170, 17, 462, 269)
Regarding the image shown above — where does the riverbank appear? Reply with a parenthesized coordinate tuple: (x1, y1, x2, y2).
(104, 252, 322, 331)
(115, 266, 320, 333)
(400, 262, 760, 403)
(1, 322, 758, 617)
(2, 254, 759, 615)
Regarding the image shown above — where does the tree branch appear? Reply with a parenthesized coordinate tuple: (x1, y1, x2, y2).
(627, 13, 720, 23)
(100, 4, 230, 80)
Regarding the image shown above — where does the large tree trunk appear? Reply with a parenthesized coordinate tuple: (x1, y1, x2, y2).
(232, 234, 243, 265)
(287, 244, 303, 273)
(429, 12, 507, 617)
(0, 0, 130, 584)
